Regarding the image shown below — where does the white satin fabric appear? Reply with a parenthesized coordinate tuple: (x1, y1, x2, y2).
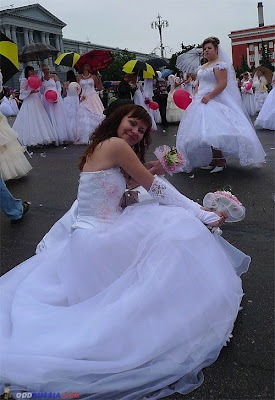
(0, 167, 250, 399)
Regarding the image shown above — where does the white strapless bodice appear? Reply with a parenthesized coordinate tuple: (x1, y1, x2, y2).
(73, 167, 126, 229)
(197, 62, 227, 97)
(80, 77, 96, 96)
(42, 78, 57, 91)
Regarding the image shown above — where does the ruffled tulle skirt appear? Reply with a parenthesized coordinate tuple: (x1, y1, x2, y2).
(0, 202, 250, 399)
(176, 92, 266, 172)
(76, 94, 105, 144)
(13, 93, 57, 146)
(254, 89, 268, 113)
(254, 88, 275, 130)
(134, 89, 157, 131)
(0, 113, 32, 180)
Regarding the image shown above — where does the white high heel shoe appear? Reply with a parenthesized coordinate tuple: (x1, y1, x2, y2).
(210, 165, 226, 173)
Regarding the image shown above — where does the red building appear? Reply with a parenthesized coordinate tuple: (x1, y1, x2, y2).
(228, 2, 275, 69)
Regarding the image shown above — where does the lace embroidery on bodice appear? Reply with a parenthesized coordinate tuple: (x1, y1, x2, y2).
(80, 78, 96, 96)
(73, 167, 126, 230)
(197, 62, 227, 97)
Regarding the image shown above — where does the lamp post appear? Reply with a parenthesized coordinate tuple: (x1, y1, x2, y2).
(151, 14, 169, 58)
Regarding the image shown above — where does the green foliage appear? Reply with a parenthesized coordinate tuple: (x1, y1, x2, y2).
(101, 50, 136, 82)
(239, 54, 251, 74)
(260, 43, 274, 71)
(168, 44, 199, 73)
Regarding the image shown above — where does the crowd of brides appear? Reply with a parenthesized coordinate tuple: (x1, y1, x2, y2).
(0, 35, 274, 399)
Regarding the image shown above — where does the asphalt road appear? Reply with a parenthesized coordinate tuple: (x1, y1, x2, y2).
(1, 118, 274, 400)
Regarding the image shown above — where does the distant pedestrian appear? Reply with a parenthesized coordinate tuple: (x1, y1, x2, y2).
(153, 71, 168, 131)
(118, 74, 137, 99)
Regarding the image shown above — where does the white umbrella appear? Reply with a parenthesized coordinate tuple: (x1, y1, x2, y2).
(176, 48, 203, 74)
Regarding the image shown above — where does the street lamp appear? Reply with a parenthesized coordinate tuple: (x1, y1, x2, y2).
(151, 14, 169, 58)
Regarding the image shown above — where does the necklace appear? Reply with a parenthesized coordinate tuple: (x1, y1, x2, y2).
(82, 73, 91, 79)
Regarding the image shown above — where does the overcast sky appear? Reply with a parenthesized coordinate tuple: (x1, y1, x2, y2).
(2, 0, 275, 59)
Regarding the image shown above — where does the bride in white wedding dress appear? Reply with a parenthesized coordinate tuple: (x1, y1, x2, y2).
(0, 104, 250, 399)
(176, 37, 266, 173)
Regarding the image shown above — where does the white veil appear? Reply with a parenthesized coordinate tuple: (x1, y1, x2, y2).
(218, 45, 252, 122)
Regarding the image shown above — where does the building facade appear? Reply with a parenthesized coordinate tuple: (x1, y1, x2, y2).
(228, 3, 275, 70)
(0, 3, 153, 87)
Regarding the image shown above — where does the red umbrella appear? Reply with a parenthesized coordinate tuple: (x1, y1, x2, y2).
(75, 50, 113, 73)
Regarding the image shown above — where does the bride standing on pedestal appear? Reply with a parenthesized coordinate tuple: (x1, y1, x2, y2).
(176, 37, 265, 173)
(0, 104, 251, 399)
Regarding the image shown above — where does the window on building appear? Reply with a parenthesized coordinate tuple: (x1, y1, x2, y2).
(249, 44, 254, 51)
(259, 43, 262, 50)
(249, 55, 255, 62)
(269, 41, 274, 49)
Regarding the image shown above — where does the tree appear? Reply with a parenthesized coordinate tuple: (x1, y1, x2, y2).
(168, 44, 199, 73)
(239, 54, 251, 74)
(101, 50, 136, 82)
(260, 43, 274, 71)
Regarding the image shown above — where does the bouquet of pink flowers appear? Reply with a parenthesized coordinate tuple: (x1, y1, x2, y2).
(154, 145, 184, 176)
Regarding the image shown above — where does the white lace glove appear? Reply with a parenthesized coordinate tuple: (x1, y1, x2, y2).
(56, 81, 61, 95)
(148, 175, 220, 224)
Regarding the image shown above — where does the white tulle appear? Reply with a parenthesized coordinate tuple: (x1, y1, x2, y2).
(241, 82, 256, 116)
(0, 112, 32, 181)
(254, 87, 275, 130)
(13, 79, 57, 146)
(76, 78, 105, 144)
(0, 168, 250, 399)
(41, 79, 69, 144)
(176, 62, 266, 172)
(0, 96, 19, 117)
(133, 83, 157, 131)
(63, 91, 79, 142)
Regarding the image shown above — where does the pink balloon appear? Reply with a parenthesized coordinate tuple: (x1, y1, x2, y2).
(27, 75, 41, 90)
(45, 90, 58, 103)
(149, 101, 159, 110)
(173, 89, 192, 110)
(244, 82, 252, 91)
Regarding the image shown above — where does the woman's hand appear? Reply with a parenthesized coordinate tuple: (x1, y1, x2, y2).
(80, 95, 86, 102)
(150, 160, 167, 175)
(30, 89, 38, 94)
(201, 94, 211, 104)
(207, 211, 228, 227)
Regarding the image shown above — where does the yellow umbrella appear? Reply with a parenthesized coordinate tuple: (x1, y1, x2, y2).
(0, 32, 19, 84)
(122, 60, 155, 76)
(54, 52, 80, 67)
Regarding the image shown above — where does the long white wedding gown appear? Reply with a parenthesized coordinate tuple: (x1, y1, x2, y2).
(0, 168, 250, 399)
(254, 87, 275, 130)
(76, 78, 105, 144)
(176, 62, 266, 172)
(13, 78, 57, 146)
(41, 78, 69, 145)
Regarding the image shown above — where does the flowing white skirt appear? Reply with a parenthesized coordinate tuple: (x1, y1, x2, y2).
(76, 94, 105, 144)
(0, 97, 19, 117)
(0, 200, 250, 399)
(0, 113, 32, 180)
(254, 88, 275, 130)
(42, 95, 69, 145)
(63, 95, 79, 142)
(241, 92, 256, 116)
(133, 88, 157, 131)
(176, 92, 266, 172)
(13, 93, 57, 146)
(254, 89, 268, 113)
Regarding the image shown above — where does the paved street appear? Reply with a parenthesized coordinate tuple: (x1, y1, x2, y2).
(1, 119, 274, 400)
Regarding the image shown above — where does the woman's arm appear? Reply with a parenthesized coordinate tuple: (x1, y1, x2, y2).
(201, 68, 227, 104)
(19, 79, 33, 100)
(193, 82, 199, 96)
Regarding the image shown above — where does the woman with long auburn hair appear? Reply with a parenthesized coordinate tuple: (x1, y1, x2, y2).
(0, 104, 251, 399)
